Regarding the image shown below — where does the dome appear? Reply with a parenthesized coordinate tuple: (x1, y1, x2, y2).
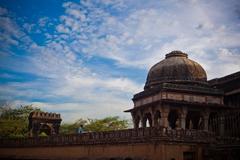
(145, 51, 207, 89)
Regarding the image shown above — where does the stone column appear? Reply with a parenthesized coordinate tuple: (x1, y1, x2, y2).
(219, 115, 225, 136)
(141, 117, 146, 128)
(133, 118, 137, 129)
(180, 107, 188, 129)
(203, 113, 209, 131)
(153, 111, 160, 127)
(159, 115, 164, 127)
(161, 107, 169, 128)
(151, 110, 156, 127)
(153, 113, 157, 127)
(140, 111, 146, 128)
(149, 116, 153, 127)
(131, 112, 138, 129)
(201, 110, 210, 131)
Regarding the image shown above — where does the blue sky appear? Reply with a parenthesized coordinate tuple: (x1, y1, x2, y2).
(0, 0, 240, 122)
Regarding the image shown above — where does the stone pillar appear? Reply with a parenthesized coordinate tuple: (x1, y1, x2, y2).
(133, 118, 137, 129)
(219, 115, 225, 136)
(149, 116, 153, 127)
(153, 111, 160, 127)
(151, 110, 156, 127)
(202, 113, 210, 131)
(161, 107, 169, 128)
(131, 112, 138, 129)
(153, 114, 157, 127)
(180, 108, 187, 129)
(159, 116, 164, 127)
(141, 118, 146, 128)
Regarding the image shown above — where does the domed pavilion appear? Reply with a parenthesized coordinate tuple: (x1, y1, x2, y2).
(145, 51, 207, 89)
(125, 51, 226, 131)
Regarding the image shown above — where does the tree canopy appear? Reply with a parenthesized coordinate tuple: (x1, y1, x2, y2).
(0, 104, 41, 138)
(0, 103, 129, 138)
(0, 105, 41, 120)
(60, 116, 129, 134)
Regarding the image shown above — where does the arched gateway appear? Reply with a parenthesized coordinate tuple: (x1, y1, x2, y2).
(28, 111, 62, 137)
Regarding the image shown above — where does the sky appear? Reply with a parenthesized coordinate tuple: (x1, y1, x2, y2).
(0, 0, 240, 122)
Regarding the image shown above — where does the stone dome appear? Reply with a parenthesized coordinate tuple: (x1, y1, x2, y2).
(145, 51, 207, 89)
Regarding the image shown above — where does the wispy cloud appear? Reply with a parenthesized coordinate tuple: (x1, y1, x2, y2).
(0, 2, 142, 121)
(53, 0, 240, 78)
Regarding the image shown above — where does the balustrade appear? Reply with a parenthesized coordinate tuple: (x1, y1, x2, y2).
(0, 127, 216, 147)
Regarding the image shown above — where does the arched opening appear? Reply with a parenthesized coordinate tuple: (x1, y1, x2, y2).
(168, 110, 179, 129)
(186, 111, 201, 129)
(39, 124, 53, 136)
(154, 110, 161, 127)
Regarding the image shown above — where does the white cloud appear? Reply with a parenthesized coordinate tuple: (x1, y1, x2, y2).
(57, 0, 240, 78)
(218, 48, 240, 63)
(23, 23, 35, 33)
(65, 8, 86, 21)
(0, 5, 141, 122)
(38, 17, 49, 27)
(0, 7, 7, 15)
(0, 14, 34, 51)
(56, 24, 70, 33)
(53, 74, 142, 100)
(31, 101, 131, 123)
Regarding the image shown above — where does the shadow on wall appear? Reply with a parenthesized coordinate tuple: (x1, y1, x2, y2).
(110, 158, 134, 160)
(94, 158, 146, 160)
(0, 158, 136, 160)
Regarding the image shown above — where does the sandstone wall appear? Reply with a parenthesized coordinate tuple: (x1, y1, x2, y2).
(0, 142, 203, 160)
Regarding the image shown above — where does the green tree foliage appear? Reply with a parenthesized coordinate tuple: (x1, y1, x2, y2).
(60, 116, 129, 134)
(0, 103, 129, 137)
(59, 123, 77, 134)
(60, 118, 87, 134)
(0, 105, 41, 120)
(0, 104, 41, 138)
(85, 116, 129, 132)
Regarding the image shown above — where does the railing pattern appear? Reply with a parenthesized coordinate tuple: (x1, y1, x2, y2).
(0, 127, 216, 147)
(161, 83, 222, 94)
(216, 136, 240, 146)
(209, 111, 240, 138)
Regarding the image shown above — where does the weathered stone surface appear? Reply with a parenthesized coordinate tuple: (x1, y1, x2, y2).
(0, 128, 216, 160)
(145, 51, 207, 89)
(28, 111, 62, 137)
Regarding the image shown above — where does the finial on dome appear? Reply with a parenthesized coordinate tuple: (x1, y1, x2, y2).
(165, 50, 188, 59)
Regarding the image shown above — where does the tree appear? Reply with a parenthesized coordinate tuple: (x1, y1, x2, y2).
(60, 116, 129, 134)
(85, 116, 128, 132)
(0, 104, 41, 138)
(60, 118, 88, 134)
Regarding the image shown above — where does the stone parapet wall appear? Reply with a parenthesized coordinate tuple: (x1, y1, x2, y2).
(0, 128, 215, 148)
(29, 111, 61, 121)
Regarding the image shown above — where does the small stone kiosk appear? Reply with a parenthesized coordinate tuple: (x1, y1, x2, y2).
(28, 111, 62, 137)
(125, 51, 226, 135)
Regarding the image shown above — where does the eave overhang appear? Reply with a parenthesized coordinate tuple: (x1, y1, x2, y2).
(124, 99, 229, 113)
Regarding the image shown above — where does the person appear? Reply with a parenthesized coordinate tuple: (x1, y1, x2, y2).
(77, 125, 84, 134)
